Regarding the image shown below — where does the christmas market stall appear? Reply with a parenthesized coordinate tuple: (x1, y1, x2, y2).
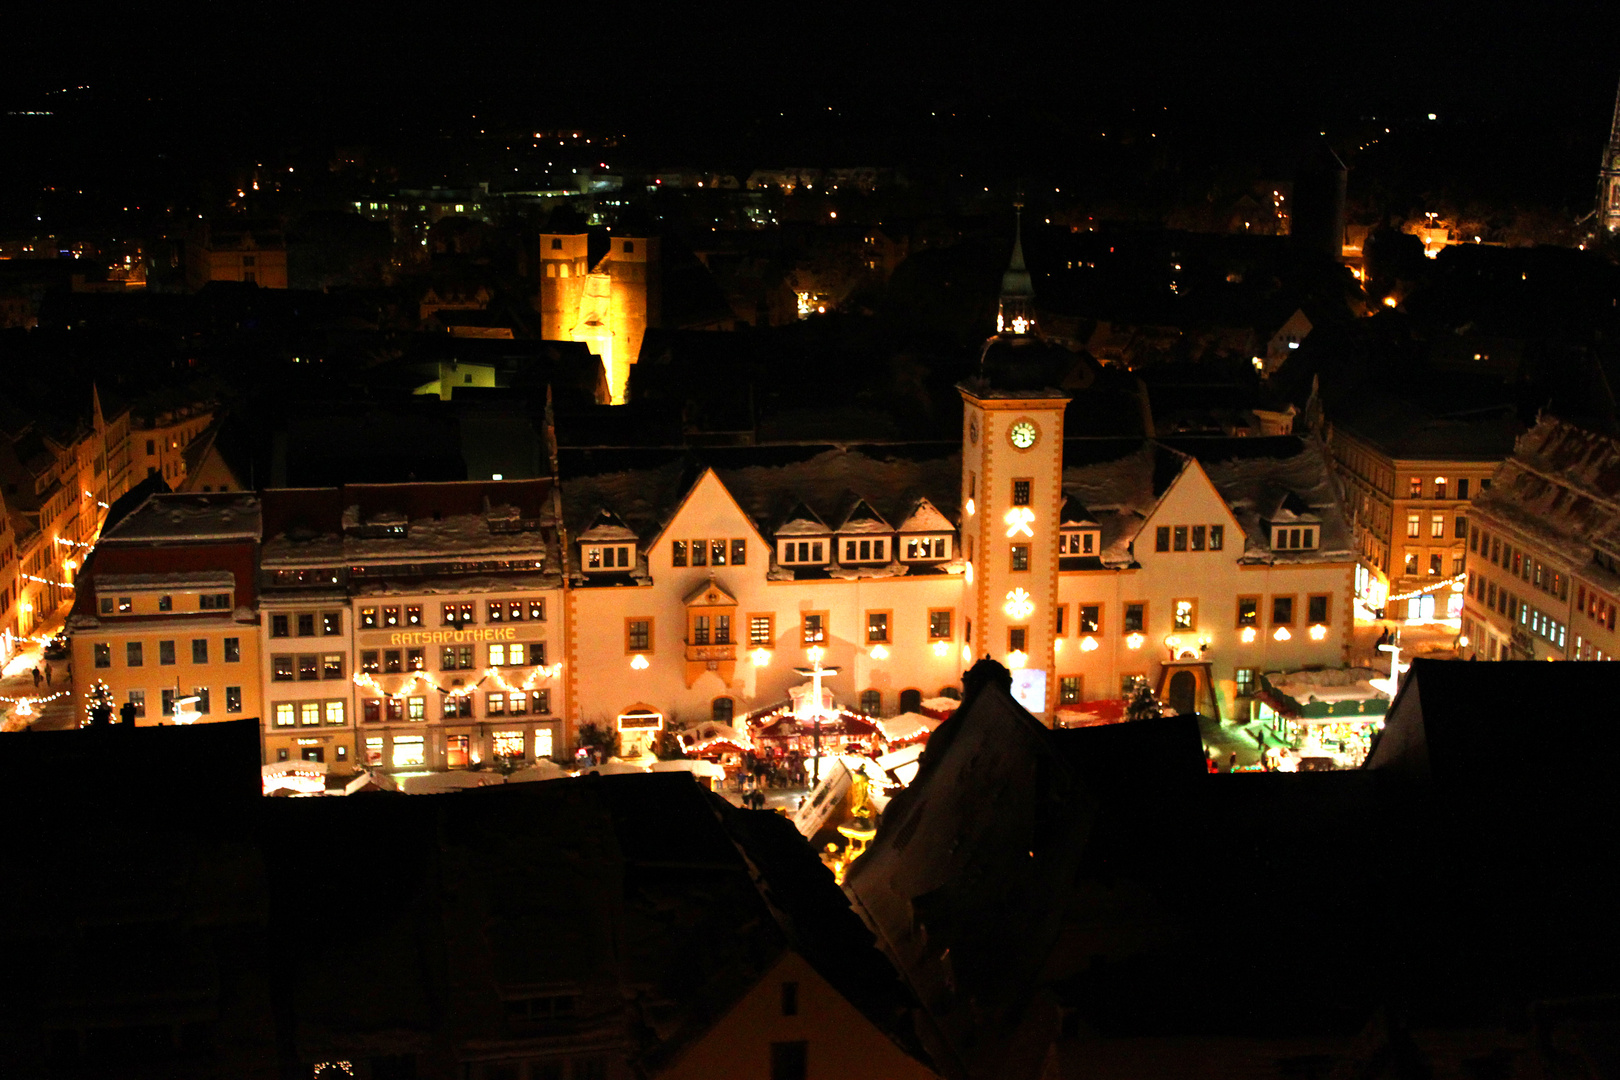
(1257, 668, 1390, 769)
(875, 711, 942, 748)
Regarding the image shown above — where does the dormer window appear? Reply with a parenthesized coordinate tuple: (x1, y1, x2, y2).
(1059, 530, 1098, 556)
(842, 537, 889, 563)
(779, 540, 826, 565)
(903, 536, 950, 560)
(1272, 527, 1317, 551)
(585, 544, 634, 570)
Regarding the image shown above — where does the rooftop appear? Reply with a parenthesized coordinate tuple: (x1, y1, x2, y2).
(99, 492, 262, 544)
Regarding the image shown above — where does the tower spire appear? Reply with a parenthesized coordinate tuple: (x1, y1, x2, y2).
(1600, 73, 1620, 234)
(997, 199, 1036, 335)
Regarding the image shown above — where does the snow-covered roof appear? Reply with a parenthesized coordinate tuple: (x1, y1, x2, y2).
(101, 493, 261, 544)
(897, 497, 954, 534)
(578, 507, 639, 542)
(1058, 437, 1352, 566)
(776, 500, 831, 536)
(836, 498, 892, 534)
(93, 570, 237, 591)
(1472, 416, 1620, 573)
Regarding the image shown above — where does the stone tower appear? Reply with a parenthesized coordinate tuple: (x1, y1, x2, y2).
(538, 232, 588, 342)
(960, 213, 1069, 721)
(1599, 76, 1620, 235)
(536, 232, 660, 405)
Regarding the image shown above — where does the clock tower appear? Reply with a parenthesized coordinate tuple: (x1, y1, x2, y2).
(960, 213, 1068, 720)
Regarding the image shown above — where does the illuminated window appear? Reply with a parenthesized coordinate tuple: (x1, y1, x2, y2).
(324, 611, 343, 634)
(1059, 676, 1081, 704)
(1209, 525, 1224, 551)
(1011, 544, 1030, 571)
(1434, 477, 1447, 500)
(1012, 479, 1031, 506)
(691, 539, 707, 567)
(360, 607, 378, 629)
(1234, 668, 1256, 696)
(929, 609, 953, 640)
(365, 737, 384, 766)
(1173, 599, 1196, 631)
(532, 690, 551, 715)
(272, 655, 293, 680)
(1431, 515, 1445, 538)
(325, 701, 344, 725)
(802, 613, 825, 644)
(275, 703, 294, 727)
(300, 702, 321, 726)
(392, 735, 425, 768)
(750, 615, 774, 646)
(384, 649, 402, 673)
(361, 651, 379, 674)
(1409, 477, 1422, 498)
(486, 692, 506, 716)
(1237, 596, 1259, 627)
(712, 539, 727, 566)
(1407, 514, 1421, 538)
(1079, 605, 1101, 633)
(673, 540, 687, 566)
(408, 697, 425, 721)
(732, 539, 747, 565)
(529, 600, 545, 621)
(867, 612, 890, 643)
(322, 654, 344, 679)
(407, 605, 423, 626)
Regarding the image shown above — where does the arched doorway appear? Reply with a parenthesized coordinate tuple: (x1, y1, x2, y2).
(899, 688, 922, 713)
(1168, 670, 1197, 717)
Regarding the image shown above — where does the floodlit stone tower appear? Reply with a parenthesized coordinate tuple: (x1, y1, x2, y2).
(960, 210, 1068, 721)
(1599, 76, 1620, 235)
(607, 234, 660, 403)
(538, 232, 588, 341)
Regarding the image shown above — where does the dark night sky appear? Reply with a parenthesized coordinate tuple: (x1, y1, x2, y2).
(12, 1, 1619, 125)
(5, 1, 1620, 209)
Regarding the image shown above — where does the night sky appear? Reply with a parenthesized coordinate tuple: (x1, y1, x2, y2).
(5, 1, 1620, 208)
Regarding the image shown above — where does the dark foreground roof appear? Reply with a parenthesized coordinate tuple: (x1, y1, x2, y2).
(0, 729, 925, 1077)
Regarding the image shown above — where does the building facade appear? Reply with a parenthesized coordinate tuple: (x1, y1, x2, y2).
(68, 494, 263, 729)
(1462, 416, 1620, 662)
(1327, 408, 1515, 621)
(257, 480, 565, 769)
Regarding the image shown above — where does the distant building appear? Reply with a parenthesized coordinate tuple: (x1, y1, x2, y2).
(1462, 415, 1620, 661)
(185, 225, 288, 290)
(1327, 400, 1517, 621)
(1599, 76, 1620, 234)
(130, 398, 214, 489)
(538, 232, 661, 404)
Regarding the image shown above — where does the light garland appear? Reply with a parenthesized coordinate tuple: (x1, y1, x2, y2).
(22, 573, 75, 589)
(2, 689, 70, 718)
(351, 663, 562, 701)
(1386, 572, 1467, 604)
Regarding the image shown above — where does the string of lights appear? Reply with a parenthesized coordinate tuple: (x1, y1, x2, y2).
(21, 573, 75, 589)
(351, 663, 562, 700)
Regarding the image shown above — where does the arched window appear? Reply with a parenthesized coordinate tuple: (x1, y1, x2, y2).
(899, 688, 922, 714)
(712, 697, 734, 724)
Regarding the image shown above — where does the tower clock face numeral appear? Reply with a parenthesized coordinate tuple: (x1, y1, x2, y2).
(1009, 420, 1038, 449)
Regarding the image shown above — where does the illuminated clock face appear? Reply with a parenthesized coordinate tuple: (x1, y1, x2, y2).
(1009, 420, 1038, 449)
(969, 418, 979, 445)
